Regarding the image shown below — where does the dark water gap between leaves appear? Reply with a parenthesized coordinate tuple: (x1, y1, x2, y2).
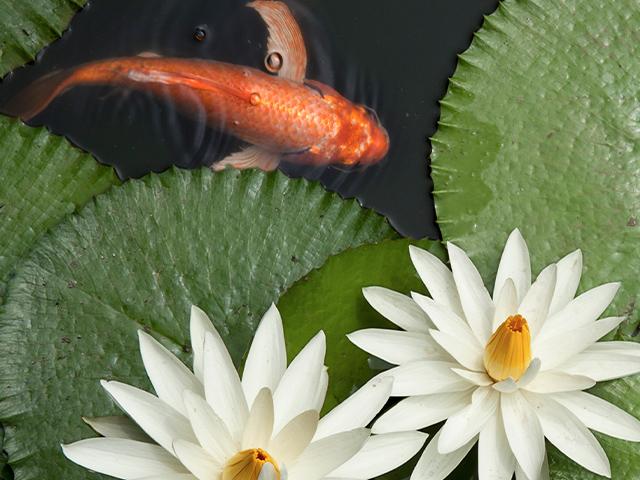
(0, 0, 498, 240)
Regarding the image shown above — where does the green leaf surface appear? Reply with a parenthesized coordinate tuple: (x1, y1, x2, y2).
(278, 239, 477, 479)
(0, 0, 86, 77)
(0, 168, 394, 479)
(431, 0, 640, 477)
(0, 117, 119, 299)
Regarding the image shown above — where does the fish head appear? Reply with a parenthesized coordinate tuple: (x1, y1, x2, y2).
(334, 102, 390, 166)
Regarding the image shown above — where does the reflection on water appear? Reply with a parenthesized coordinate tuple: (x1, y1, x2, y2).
(0, 0, 498, 238)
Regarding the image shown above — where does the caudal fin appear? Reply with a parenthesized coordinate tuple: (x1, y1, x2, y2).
(3, 69, 74, 121)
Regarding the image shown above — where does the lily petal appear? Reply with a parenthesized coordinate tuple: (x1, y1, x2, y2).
(492, 229, 531, 304)
(478, 414, 515, 480)
(438, 387, 499, 454)
(430, 329, 484, 372)
(138, 331, 203, 416)
(273, 331, 325, 432)
(451, 368, 494, 387)
(242, 388, 275, 450)
(500, 390, 545, 480)
(385, 360, 471, 396)
(190, 306, 217, 383)
(242, 304, 287, 407)
(535, 317, 625, 370)
(362, 286, 432, 333)
(287, 428, 369, 480)
(524, 392, 610, 478)
(347, 328, 440, 365)
(101, 381, 196, 454)
(409, 245, 464, 317)
(62, 438, 188, 479)
(173, 440, 221, 480)
(329, 432, 427, 478)
(410, 430, 476, 480)
(270, 410, 319, 466)
(182, 390, 236, 465)
(518, 264, 556, 338)
(448, 242, 494, 344)
(83, 415, 151, 443)
(523, 371, 595, 394)
(203, 331, 249, 441)
(315, 376, 392, 440)
(373, 390, 471, 434)
(493, 279, 519, 331)
(548, 250, 582, 315)
(552, 391, 640, 442)
(557, 352, 640, 381)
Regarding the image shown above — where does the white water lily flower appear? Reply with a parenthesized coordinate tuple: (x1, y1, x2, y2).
(348, 229, 640, 480)
(63, 304, 427, 480)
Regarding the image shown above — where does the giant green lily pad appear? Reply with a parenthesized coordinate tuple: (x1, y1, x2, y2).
(0, 168, 394, 479)
(431, 0, 640, 477)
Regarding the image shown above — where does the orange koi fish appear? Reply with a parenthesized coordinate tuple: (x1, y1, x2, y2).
(7, 1, 389, 171)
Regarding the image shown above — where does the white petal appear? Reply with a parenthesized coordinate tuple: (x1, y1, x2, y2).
(523, 371, 595, 394)
(587, 341, 640, 356)
(558, 351, 640, 381)
(553, 391, 640, 442)
(548, 250, 582, 315)
(385, 360, 472, 396)
(347, 328, 440, 365)
(493, 378, 519, 394)
(524, 392, 610, 477)
(62, 438, 187, 479)
(438, 387, 499, 454)
(539, 283, 621, 339)
(410, 430, 475, 480)
(409, 244, 464, 317)
(315, 377, 392, 440)
(329, 432, 427, 478)
(362, 286, 432, 333)
(137, 475, 196, 480)
(373, 390, 472, 434)
(312, 367, 328, 412)
(258, 462, 278, 480)
(273, 331, 325, 432)
(287, 428, 369, 480)
(535, 316, 625, 370)
(172, 440, 221, 480)
(412, 292, 482, 350)
(242, 388, 274, 449)
(515, 358, 541, 389)
(138, 331, 203, 416)
(203, 331, 249, 441)
(493, 278, 519, 331)
(182, 391, 236, 465)
(101, 381, 196, 454)
(500, 390, 545, 480)
(242, 304, 287, 407)
(518, 264, 557, 338)
(270, 410, 319, 466)
(451, 368, 493, 387)
(430, 329, 484, 371)
(83, 415, 151, 442)
(190, 306, 216, 383)
(447, 242, 494, 344)
(492, 229, 531, 303)
(515, 455, 550, 480)
(478, 414, 515, 480)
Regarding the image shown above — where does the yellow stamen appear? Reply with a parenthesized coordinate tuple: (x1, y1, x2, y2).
(483, 314, 532, 382)
(222, 449, 280, 480)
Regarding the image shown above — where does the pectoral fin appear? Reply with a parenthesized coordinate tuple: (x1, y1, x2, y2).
(248, 0, 307, 83)
(212, 147, 281, 172)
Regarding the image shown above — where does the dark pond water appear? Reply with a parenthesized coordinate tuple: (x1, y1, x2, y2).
(0, 0, 498, 238)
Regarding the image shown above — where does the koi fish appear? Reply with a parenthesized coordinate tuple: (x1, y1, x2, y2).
(5, 1, 389, 172)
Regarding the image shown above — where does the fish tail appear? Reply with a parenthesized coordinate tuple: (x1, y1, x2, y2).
(3, 69, 77, 121)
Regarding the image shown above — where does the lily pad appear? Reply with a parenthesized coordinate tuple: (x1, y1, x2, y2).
(431, 0, 640, 477)
(0, 0, 86, 76)
(0, 168, 394, 479)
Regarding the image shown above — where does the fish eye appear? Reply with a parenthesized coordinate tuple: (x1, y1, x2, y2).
(193, 26, 208, 42)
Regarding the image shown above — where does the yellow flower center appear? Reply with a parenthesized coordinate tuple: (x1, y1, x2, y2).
(222, 449, 280, 480)
(483, 314, 532, 382)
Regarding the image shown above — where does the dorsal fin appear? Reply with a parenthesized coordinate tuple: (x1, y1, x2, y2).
(137, 51, 162, 58)
(248, 1, 307, 83)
